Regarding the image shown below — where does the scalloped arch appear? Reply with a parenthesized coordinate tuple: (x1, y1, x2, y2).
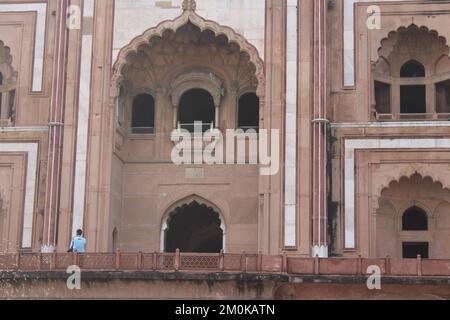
(375, 24, 450, 65)
(374, 171, 450, 212)
(111, 10, 265, 99)
(161, 194, 226, 231)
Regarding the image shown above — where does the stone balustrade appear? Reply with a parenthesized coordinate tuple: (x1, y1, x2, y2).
(1, 250, 450, 277)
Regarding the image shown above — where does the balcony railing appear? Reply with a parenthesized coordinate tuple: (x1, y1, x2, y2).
(1, 251, 450, 277)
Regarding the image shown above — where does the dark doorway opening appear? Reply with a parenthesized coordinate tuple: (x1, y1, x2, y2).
(436, 80, 450, 113)
(400, 85, 426, 114)
(178, 89, 215, 132)
(374, 81, 391, 114)
(403, 242, 429, 259)
(165, 201, 223, 253)
(402, 206, 428, 231)
(132, 93, 155, 134)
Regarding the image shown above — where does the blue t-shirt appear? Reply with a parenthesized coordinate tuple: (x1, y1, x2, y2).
(70, 236, 87, 253)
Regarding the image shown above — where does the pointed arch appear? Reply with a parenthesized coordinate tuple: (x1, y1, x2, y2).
(160, 194, 226, 253)
(111, 9, 265, 99)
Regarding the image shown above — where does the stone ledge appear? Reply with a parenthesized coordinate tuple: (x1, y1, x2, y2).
(1, 271, 449, 286)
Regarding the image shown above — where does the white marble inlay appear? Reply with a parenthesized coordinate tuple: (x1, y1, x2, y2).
(284, 0, 298, 248)
(343, 0, 404, 87)
(72, 0, 95, 236)
(343, 0, 357, 86)
(344, 138, 450, 249)
(0, 3, 47, 91)
(0, 142, 39, 248)
(332, 121, 450, 128)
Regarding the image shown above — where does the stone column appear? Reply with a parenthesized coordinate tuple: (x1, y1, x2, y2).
(258, 0, 285, 254)
(215, 105, 219, 128)
(56, 0, 84, 252)
(83, 0, 115, 251)
(311, 0, 328, 258)
(42, 0, 69, 253)
(173, 104, 178, 129)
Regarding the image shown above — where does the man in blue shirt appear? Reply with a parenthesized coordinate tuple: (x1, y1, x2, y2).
(69, 229, 87, 253)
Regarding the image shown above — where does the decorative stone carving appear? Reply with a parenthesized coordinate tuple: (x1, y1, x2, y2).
(182, 0, 196, 12)
(375, 24, 450, 76)
(374, 171, 450, 211)
(111, 5, 265, 99)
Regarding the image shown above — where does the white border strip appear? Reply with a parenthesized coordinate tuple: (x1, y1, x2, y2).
(0, 3, 47, 91)
(0, 142, 38, 248)
(332, 121, 450, 129)
(284, 0, 298, 247)
(343, 0, 357, 86)
(343, 0, 404, 87)
(344, 138, 450, 248)
(72, 0, 94, 236)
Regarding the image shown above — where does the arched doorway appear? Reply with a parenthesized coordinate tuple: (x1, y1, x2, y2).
(162, 199, 225, 253)
(178, 89, 215, 133)
(375, 173, 450, 259)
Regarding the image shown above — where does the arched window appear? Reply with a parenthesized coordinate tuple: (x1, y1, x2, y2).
(400, 60, 425, 78)
(238, 92, 259, 131)
(178, 89, 215, 133)
(400, 60, 426, 114)
(402, 206, 428, 231)
(131, 93, 155, 134)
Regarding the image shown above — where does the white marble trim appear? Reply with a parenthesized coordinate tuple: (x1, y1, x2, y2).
(343, 0, 405, 87)
(0, 3, 47, 91)
(72, 0, 94, 236)
(284, 0, 298, 248)
(332, 121, 450, 128)
(0, 142, 39, 248)
(344, 138, 450, 248)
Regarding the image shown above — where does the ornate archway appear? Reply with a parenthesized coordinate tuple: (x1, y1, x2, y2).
(160, 195, 226, 253)
(110, 0, 265, 99)
(375, 173, 450, 258)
